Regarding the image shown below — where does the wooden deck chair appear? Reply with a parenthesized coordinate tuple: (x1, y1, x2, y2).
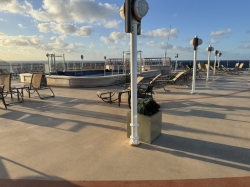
(0, 85, 8, 109)
(221, 65, 238, 75)
(155, 71, 185, 91)
(27, 73, 55, 99)
(0, 69, 9, 74)
(124, 76, 144, 90)
(0, 74, 13, 100)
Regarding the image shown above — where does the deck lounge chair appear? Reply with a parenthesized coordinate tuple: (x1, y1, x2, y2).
(0, 74, 13, 99)
(0, 74, 23, 102)
(155, 71, 185, 91)
(124, 76, 144, 90)
(27, 73, 55, 99)
(0, 85, 8, 109)
(221, 65, 241, 75)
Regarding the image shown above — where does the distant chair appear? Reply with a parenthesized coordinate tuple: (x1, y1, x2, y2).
(0, 85, 8, 109)
(155, 71, 186, 91)
(0, 73, 23, 103)
(27, 73, 55, 99)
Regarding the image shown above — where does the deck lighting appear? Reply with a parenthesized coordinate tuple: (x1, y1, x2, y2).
(206, 45, 214, 81)
(120, 0, 149, 146)
(190, 36, 203, 94)
(175, 54, 178, 71)
(213, 50, 219, 75)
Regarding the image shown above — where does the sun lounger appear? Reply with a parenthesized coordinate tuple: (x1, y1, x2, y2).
(27, 73, 55, 99)
(0, 85, 8, 109)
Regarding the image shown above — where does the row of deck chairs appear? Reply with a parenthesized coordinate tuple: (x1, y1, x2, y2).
(96, 70, 193, 107)
(16, 67, 44, 74)
(0, 73, 55, 109)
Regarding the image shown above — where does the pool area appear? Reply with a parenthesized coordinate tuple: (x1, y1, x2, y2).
(20, 70, 161, 87)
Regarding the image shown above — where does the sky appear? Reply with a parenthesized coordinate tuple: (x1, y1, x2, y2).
(0, 0, 250, 61)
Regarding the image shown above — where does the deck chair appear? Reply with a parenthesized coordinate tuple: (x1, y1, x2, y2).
(0, 85, 8, 109)
(0, 74, 13, 99)
(0, 69, 9, 74)
(27, 73, 55, 99)
(155, 71, 185, 91)
(124, 76, 144, 90)
(128, 85, 154, 108)
(221, 65, 239, 75)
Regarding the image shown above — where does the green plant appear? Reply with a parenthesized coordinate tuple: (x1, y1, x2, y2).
(137, 97, 160, 116)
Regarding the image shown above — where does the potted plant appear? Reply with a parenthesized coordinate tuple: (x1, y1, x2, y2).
(127, 97, 162, 144)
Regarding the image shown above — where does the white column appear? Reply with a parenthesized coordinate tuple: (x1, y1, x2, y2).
(213, 55, 217, 75)
(218, 56, 220, 67)
(175, 58, 178, 71)
(191, 49, 197, 94)
(130, 20, 140, 146)
(206, 51, 211, 81)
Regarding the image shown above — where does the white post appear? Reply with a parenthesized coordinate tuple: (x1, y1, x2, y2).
(175, 58, 178, 71)
(213, 54, 217, 75)
(130, 20, 140, 146)
(9, 63, 13, 73)
(207, 50, 211, 81)
(191, 49, 197, 94)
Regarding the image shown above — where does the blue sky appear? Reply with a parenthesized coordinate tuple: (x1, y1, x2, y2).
(0, 0, 250, 61)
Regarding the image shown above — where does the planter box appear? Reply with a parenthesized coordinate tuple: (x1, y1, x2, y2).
(127, 111, 162, 144)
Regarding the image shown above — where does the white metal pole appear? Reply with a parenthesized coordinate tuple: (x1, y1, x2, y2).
(9, 63, 13, 73)
(130, 20, 140, 146)
(213, 55, 217, 75)
(206, 51, 211, 81)
(175, 58, 177, 71)
(191, 49, 197, 94)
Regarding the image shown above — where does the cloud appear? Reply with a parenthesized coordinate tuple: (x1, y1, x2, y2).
(0, 18, 7, 22)
(18, 23, 26, 28)
(146, 41, 192, 52)
(38, 22, 92, 37)
(0, 0, 119, 27)
(141, 28, 179, 38)
(242, 40, 250, 43)
(239, 44, 250, 49)
(108, 46, 119, 50)
(0, 32, 82, 53)
(104, 20, 121, 28)
(88, 42, 94, 49)
(100, 31, 129, 44)
(210, 28, 231, 36)
(210, 38, 218, 44)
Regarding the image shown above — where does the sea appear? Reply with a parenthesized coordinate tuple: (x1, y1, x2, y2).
(1, 59, 250, 70)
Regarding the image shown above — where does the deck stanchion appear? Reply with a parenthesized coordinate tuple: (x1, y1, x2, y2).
(190, 36, 202, 94)
(120, 0, 149, 146)
(213, 50, 219, 75)
(206, 45, 214, 81)
(218, 52, 222, 67)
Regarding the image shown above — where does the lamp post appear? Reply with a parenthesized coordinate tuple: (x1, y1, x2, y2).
(206, 45, 214, 81)
(190, 36, 203, 94)
(46, 53, 51, 75)
(81, 55, 84, 71)
(120, 0, 149, 146)
(175, 54, 178, 71)
(218, 52, 222, 67)
(213, 50, 219, 75)
(104, 56, 107, 76)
